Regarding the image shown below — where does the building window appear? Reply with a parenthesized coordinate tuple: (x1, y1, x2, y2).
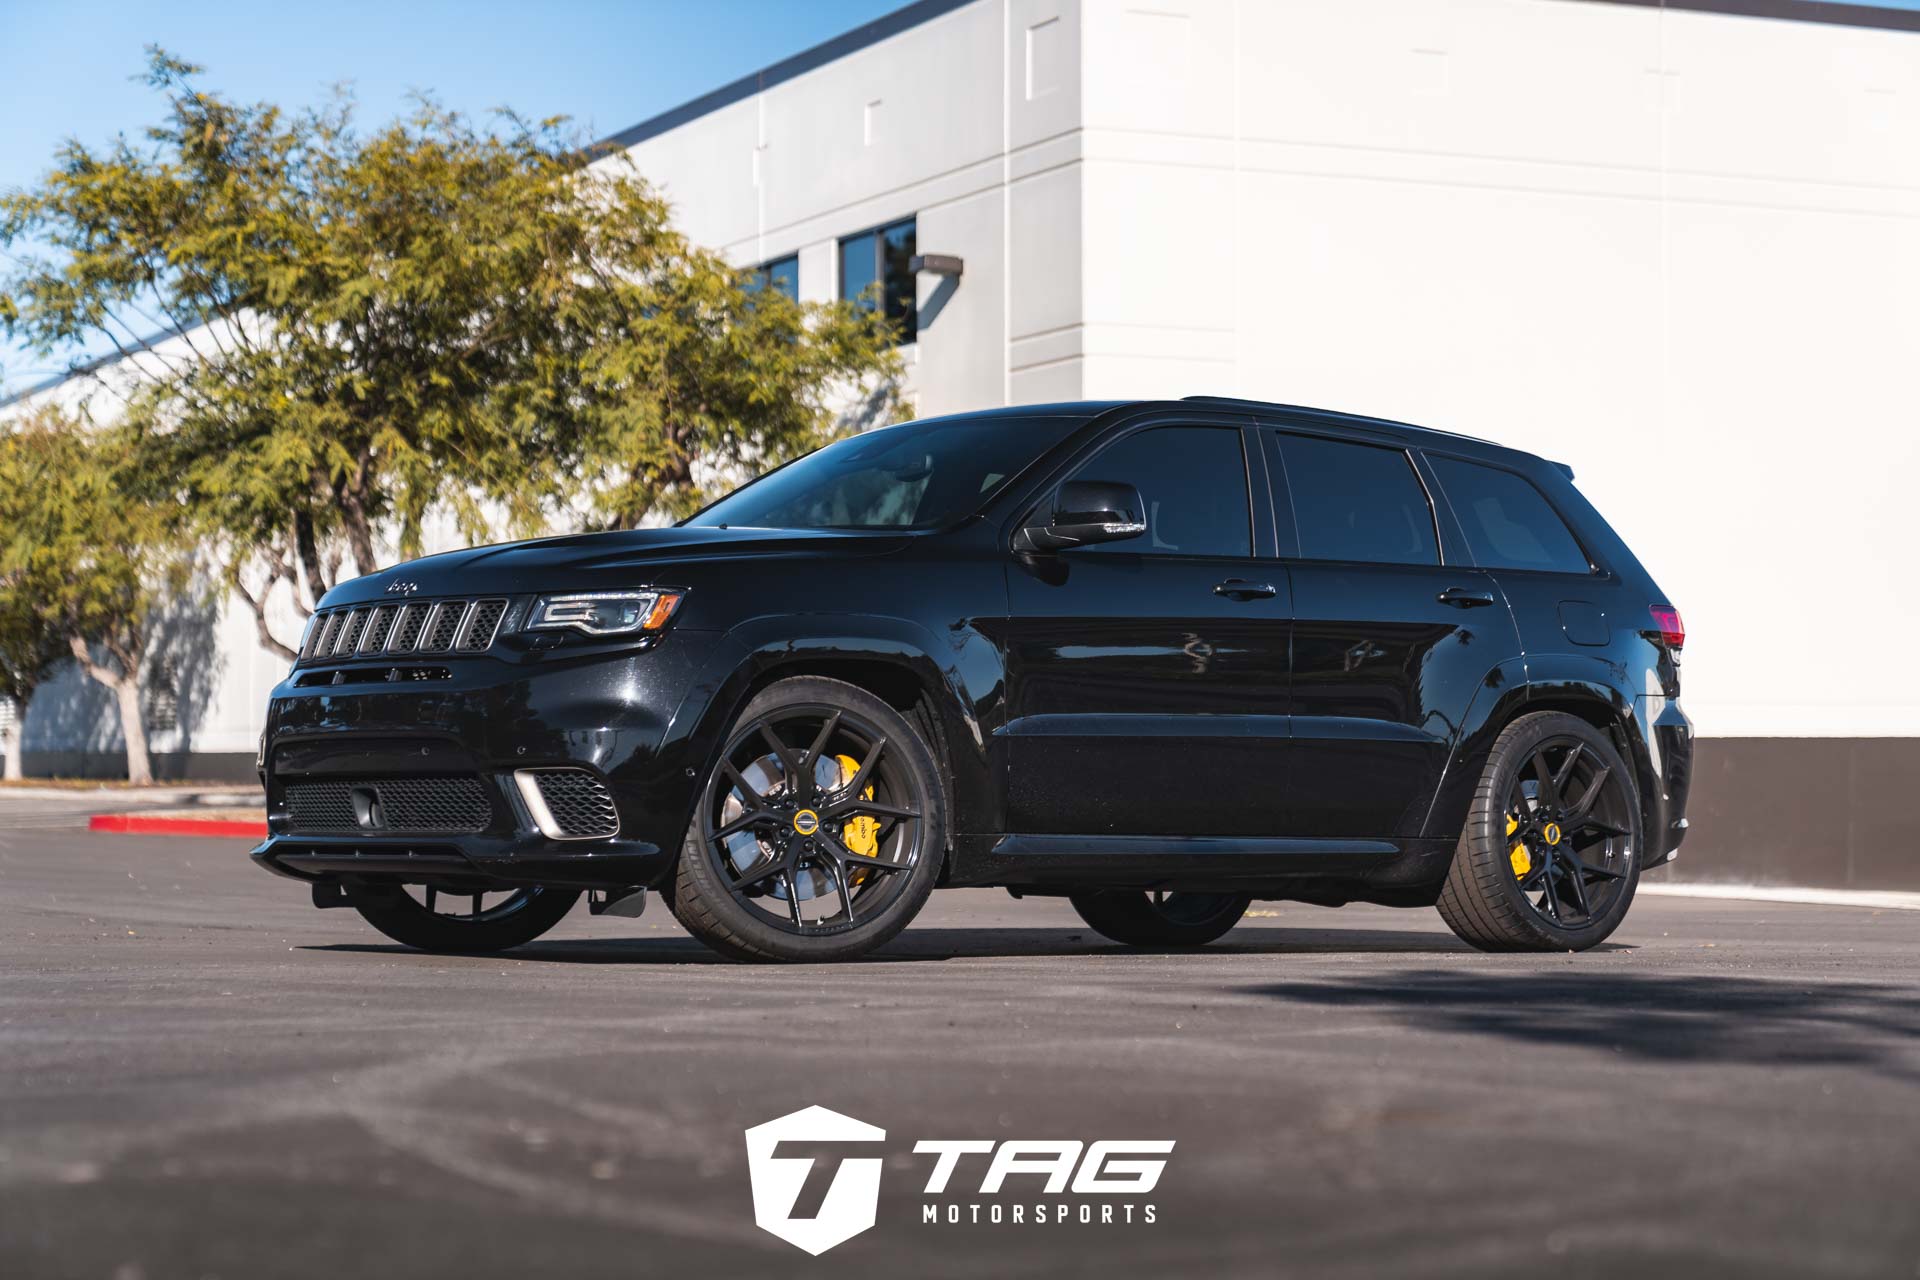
(839, 217, 916, 340)
(747, 254, 799, 303)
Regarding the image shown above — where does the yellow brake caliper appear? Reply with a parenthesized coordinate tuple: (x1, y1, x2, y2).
(1507, 813, 1531, 879)
(835, 754, 883, 885)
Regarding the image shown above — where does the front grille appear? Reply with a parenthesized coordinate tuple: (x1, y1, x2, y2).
(283, 776, 493, 834)
(295, 597, 510, 666)
(525, 768, 620, 838)
(420, 602, 468, 652)
(458, 600, 507, 651)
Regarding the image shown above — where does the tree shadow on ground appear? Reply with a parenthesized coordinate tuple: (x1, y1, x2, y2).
(1242, 969, 1920, 1076)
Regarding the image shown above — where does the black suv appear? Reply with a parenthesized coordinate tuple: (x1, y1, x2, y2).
(254, 398, 1692, 962)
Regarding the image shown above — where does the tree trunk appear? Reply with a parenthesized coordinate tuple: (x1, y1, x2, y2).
(115, 679, 154, 786)
(2, 726, 21, 781)
(338, 486, 379, 577)
(67, 634, 154, 786)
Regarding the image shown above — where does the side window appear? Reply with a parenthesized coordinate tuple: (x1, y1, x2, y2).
(839, 217, 917, 339)
(1429, 456, 1591, 575)
(1070, 426, 1250, 557)
(747, 254, 799, 302)
(1277, 434, 1438, 566)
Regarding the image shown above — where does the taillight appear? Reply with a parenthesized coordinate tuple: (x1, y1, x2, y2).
(1649, 605, 1685, 651)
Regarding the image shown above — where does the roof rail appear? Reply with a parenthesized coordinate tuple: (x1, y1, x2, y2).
(1179, 395, 1500, 449)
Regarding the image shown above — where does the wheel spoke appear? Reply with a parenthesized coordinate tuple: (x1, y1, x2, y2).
(722, 759, 768, 807)
(826, 736, 888, 805)
(820, 830, 906, 875)
(824, 797, 919, 822)
(712, 809, 780, 841)
(1572, 816, 1629, 839)
(1539, 859, 1563, 920)
(1533, 750, 1563, 810)
(782, 870, 804, 927)
(1551, 742, 1583, 800)
(425, 885, 437, 913)
(1557, 856, 1591, 919)
(819, 854, 855, 926)
(729, 853, 788, 890)
(759, 725, 805, 798)
(471, 893, 484, 920)
(1565, 763, 1611, 823)
(802, 711, 843, 772)
(1566, 852, 1626, 882)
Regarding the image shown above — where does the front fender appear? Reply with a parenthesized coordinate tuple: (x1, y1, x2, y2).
(658, 613, 1005, 854)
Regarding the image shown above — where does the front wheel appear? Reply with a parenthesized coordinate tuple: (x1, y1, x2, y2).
(346, 883, 579, 953)
(1436, 711, 1643, 952)
(669, 676, 946, 963)
(1068, 890, 1251, 948)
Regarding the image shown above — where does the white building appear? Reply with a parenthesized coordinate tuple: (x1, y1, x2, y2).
(6, 0, 1919, 886)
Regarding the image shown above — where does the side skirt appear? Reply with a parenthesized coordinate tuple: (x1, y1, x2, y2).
(946, 832, 1454, 898)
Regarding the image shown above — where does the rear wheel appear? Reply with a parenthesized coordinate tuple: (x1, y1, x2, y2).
(346, 883, 579, 953)
(1436, 711, 1642, 952)
(1068, 890, 1250, 948)
(669, 676, 945, 963)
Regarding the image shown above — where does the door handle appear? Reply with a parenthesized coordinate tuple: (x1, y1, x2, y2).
(1214, 579, 1278, 601)
(1437, 586, 1496, 608)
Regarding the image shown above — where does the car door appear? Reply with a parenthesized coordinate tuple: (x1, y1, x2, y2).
(1002, 417, 1292, 837)
(1265, 426, 1524, 839)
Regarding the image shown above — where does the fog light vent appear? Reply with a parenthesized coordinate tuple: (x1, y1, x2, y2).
(514, 768, 620, 840)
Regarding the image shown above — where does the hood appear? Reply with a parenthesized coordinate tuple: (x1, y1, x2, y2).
(319, 525, 913, 606)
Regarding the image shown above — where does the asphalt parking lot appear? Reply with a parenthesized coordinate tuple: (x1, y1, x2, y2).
(3, 802, 1918, 1279)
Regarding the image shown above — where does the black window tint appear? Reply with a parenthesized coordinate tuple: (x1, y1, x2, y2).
(1430, 457, 1590, 575)
(839, 217, 916, 339)
(1278, 434, 1438, 565)
(1071, 426, 1250, 557)
(686, 414, 1091, 530)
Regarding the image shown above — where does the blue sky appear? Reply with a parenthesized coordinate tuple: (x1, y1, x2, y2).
(0, 0, 902, 391)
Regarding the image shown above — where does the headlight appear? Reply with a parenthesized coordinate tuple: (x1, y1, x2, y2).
(526, 590, 684, 637)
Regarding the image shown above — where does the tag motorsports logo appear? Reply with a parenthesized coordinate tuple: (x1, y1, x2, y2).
(743, 1104, 1173, 1255)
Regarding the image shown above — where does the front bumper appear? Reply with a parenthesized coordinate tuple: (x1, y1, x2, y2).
(251, 830, 669, 890)
(255, 630, 728, 890)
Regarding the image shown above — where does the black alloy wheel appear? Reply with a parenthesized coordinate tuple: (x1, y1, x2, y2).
(670, 676, 945, 962)
(1437, 711, 1642, 952)
(1068, 889, 1251, 948)
(346, 882, 579, 953)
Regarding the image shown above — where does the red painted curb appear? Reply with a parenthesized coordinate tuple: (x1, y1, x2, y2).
(88, 814, 268, 839)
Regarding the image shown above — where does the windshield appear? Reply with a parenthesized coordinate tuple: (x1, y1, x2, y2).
(685, 413, 1092, 531)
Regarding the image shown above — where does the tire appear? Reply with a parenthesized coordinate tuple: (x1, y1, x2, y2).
(347, 884, 579, 954)
(669, 676, 947, 963)
(1436, 711, 1643, 953)
(1068, 890, 1251, 948)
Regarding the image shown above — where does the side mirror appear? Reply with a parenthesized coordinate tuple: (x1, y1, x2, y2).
(1017, 480, 1147, 552)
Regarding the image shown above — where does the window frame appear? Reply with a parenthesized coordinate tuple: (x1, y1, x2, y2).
(1009, 415, 1268, 561)
(837, 215, 918, 341)
(1419, 449, 1603, 579)
(1262, 427, 1449, 569)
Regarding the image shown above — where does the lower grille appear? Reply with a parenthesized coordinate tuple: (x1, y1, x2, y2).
(517, 768, 620, 839)
(284, 776, 494, 834)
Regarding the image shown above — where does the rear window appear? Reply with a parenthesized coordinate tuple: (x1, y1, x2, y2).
(1430, 457, 1591, 575)
(1276, 434, 1439, 565)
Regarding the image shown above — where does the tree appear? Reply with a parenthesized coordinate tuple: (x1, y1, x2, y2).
(1, 50, 903, 658)
(0, 410, 183, 784)
(0, 604, 64, 781)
